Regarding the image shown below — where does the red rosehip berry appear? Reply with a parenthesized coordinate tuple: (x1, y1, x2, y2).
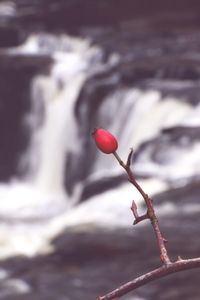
(92, 128, 118, 154)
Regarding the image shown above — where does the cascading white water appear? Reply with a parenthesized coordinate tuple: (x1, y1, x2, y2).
(30, 74, 85, 195)
(0, 33, 111, 258)
(1, 33, 106, 218)
(91, 87, 195, 180)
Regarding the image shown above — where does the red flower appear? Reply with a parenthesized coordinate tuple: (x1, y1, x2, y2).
(92, 128, 118, 154)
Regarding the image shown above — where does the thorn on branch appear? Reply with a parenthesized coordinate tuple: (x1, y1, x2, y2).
(126, 148, 134, 167)
(177, 256, 183, 262)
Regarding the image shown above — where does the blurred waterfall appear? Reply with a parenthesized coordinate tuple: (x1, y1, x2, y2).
(0, 31, 200, 259)
(30, 74, 85, 194)
(0, 33, 106, 218)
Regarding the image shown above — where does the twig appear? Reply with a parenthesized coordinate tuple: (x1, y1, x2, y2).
(113, 150, 171, 264)
(98, 258, 200, 300)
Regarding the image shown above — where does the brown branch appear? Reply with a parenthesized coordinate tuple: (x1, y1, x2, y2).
(95, 143, 200, 300)
(98, 258, 200, 300)
(113, 151, 171, 265)
(126, 148, 134, 167)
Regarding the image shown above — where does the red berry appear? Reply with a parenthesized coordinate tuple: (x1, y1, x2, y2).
(92, 128, 118, 154)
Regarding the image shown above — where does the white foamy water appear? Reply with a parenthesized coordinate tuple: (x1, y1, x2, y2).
(92, 88, 195, 178)
(0, 178, 168, 259)
(182, 103, 200, 126)
(62, 178, 168, 229)
(0, 1, 16, 18)
(134, 140, 200, 182)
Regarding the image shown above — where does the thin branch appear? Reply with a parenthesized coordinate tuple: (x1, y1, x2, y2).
(93, 133, 200, 300)
(98, 258, 200, 300)
(113, 150, 171, 265)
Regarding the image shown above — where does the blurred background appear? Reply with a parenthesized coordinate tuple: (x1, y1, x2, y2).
(0, 0, 200, 299)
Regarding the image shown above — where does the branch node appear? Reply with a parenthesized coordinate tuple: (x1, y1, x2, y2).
(126, 148, 134, 167)
(177, 256, 183, 262)
(134, 213, 149, 225)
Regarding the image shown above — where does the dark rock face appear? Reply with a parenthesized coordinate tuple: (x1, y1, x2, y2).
(0, 54, 51, 180)
(0, 60, 31, 180)
(5, 0, 200, 30)
(0, 26, 22, 47)
(1, 0, 200, 47)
